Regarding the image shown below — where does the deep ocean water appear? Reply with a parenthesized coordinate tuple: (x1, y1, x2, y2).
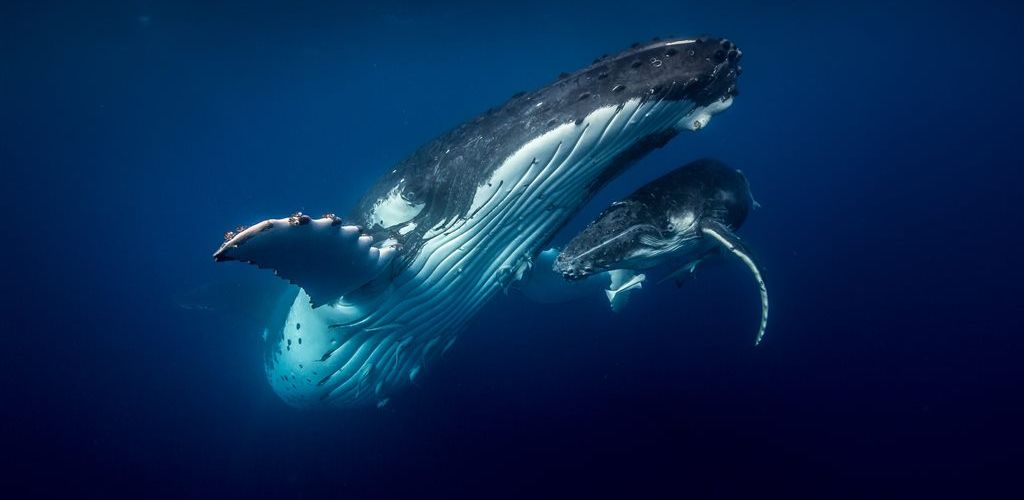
(2, 0, 1022, 497)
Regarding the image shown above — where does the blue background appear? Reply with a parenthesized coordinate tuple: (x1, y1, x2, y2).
(2, 0, 1022, 497)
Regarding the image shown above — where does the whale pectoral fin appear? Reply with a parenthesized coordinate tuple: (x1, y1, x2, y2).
(700, 220, 768, 345)
(213, 214, 398, 308)
(605, 270, 645, 312)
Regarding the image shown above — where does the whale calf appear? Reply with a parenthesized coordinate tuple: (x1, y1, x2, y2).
(214, 37, 743, 408)
(553, 159, 768, 344)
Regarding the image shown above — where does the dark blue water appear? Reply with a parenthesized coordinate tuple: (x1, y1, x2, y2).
(3, 0, 1022, 497)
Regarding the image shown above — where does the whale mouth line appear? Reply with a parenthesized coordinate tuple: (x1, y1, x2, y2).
(556, 223, 660, 276)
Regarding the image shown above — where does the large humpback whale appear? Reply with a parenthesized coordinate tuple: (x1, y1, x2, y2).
(214, 37, 743, 408)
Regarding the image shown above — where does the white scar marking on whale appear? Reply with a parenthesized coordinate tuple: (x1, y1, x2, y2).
(266, 95, 737, 407)
(397, 222, 417, 235)
(681, 97, 733, 131)
(369, 184, 425, 228)
(669, 211, 696, 232)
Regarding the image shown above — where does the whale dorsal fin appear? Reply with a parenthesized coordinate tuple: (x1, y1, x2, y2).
(700, 220, 768, 345)
(213, 214, 399, 308)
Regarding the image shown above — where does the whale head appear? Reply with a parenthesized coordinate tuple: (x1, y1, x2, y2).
(554, 159, 753, 279)
(584, 37, 742, 110)
(532, 36, 744, 133)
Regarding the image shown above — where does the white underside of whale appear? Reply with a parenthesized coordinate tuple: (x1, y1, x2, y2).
(266, 96, 733, 407)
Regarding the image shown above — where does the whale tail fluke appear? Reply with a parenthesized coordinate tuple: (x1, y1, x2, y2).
(213, 213, 399, 307)
(700, 220, 768, 345)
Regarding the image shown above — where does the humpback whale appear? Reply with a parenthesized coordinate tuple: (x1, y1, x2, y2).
(214, 37, 743, 408)
(553, 159, 768, 344)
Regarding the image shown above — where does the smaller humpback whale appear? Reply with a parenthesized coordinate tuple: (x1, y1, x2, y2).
(552, 159, 768, 344)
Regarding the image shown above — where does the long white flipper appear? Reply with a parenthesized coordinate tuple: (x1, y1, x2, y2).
(701, 221, 768, 345)
(213, 213, 398, 307)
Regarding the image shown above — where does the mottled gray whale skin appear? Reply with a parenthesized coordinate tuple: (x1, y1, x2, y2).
(213, 37, 742, 408)
(554, 159, 768, 344)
